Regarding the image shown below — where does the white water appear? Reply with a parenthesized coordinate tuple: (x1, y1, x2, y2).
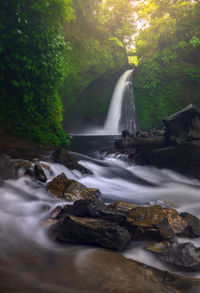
(103, 69, 137, 134)
(80, 69, 137, 136)
(2, 154, 200, 251)
(1, 145, 200, 292)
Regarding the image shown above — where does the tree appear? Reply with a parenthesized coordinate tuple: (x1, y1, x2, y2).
(0, 0, 74, 146)
(133, 0, 200, 129)
(100, 0, 137, 47)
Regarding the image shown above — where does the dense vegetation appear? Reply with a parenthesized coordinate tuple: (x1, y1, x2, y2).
(0, 0, 135, 145)
(2, 0, 200, 139)
(0, 0, 74, 146)
(133, 0, 200, 130)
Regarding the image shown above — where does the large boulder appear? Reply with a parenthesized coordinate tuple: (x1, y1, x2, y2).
(123, 205, 187, 240)
(51, 147, 91, 174)
(148, 242, 200, 271)
(49, 214, 131, 251)
(135, 142, 200, 180)
(47, 173, 99, 201)
(180, 212, 200, 237)
(163, 104, 200, 144)
(48, 200, 193, 242)
(65, 249, 200, 293)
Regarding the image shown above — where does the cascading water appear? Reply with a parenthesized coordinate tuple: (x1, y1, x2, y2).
(103, 69, 138, 135)
(1, 136, 200, 292)
(76, 69, 137, 135)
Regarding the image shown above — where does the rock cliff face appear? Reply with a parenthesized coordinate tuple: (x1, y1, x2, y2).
(64, 67, 129, 132)
(163, 104, 200, 144)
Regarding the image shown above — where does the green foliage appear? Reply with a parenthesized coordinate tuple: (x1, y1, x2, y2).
(134, 0, 200, 130)
(61, 0, 128, 125)
(0, 0, 133, 141)
(0, 0, 73, 146)
(128, 56, 138, 65)
(99, 0, 137, 47)
(190, 36, 200, 48)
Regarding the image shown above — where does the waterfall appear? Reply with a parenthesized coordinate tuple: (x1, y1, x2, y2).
(103, 69, 138, 135)
(75, 69, 138, 136)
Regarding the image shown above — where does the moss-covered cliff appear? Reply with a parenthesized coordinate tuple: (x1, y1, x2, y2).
(64, 68, 129, 132)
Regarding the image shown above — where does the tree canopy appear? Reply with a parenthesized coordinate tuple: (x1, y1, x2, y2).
(1, 0, 200, 140)
(0, 0, 137, 145)
(133, 0, 200, 129)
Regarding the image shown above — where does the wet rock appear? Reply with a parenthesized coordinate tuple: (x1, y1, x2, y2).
(65, 199, 126, 225)
(12, 160, 52, 182)
(137, 131, 151, 139)
(41, 218, 58, 228)
(14, 159, 35, 178)
(14, 159, 33, 170)
(163, 104, 200, 144)
(87, 188, 101, 197)
(64, 180, 100, 202)
(34, 164, 47, 182)
(115, 135, 135, 149)
(48, 173, 68, 197)
(123, 205, 187, 240)
(65, 248, 200, 293)
(146, 241, 171, 254)
(49, 214, 131, 251)
(115, 136, 166, 152)
(135, 143, 200, 180)
(47, 173, 99, 201)
(108, 201, 138, 214)
(159, 242, 200, 271)
(180, 212, 200, 237)
(49, 206, 64, 219)
(51, 147, 91, 174)
(36, 162, 53, 174)
(122, 129, 131, 137)
(137, 128, 165, 139)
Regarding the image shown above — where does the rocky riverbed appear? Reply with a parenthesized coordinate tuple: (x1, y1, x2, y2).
(1, 106, 200, 292)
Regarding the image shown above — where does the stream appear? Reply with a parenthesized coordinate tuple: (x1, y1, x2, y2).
(0, 135, 200, 292)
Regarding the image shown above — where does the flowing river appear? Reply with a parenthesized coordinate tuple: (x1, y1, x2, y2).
(1, 135, 200, 292)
